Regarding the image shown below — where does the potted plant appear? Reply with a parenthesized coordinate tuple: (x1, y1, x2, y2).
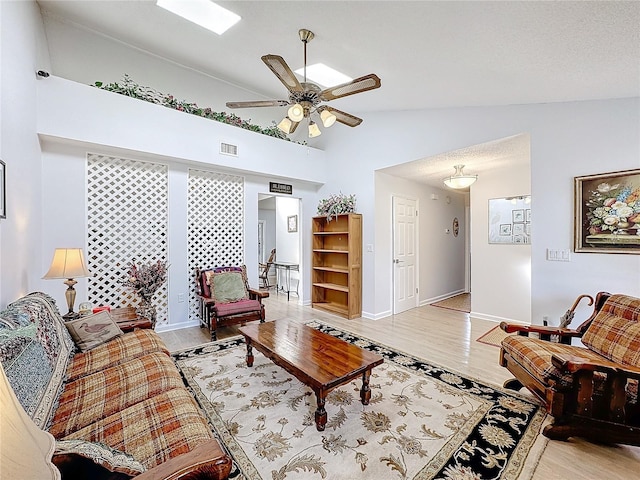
(317, 193, 357, 221)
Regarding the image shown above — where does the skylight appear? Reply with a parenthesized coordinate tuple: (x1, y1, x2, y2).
(156, 0, 240, 35)
(295, 63, 352, 87)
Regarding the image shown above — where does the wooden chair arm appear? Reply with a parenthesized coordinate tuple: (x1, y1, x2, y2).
(551, 353, 640, 377)
(499, 321, 583, 338)
(133, 440, 231, 480)
(248, 288, 269, 300)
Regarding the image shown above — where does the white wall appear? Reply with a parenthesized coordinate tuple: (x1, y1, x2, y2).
(470, 162, 531, 323)
(35, 77, 325, 329)
(323, 99, 639, 324)
(0, 1, 51, 307)
(374, 172, 466, 318)
(40, 12, 280, 129)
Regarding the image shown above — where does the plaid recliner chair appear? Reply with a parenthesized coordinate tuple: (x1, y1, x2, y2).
(499, 292, 640, 445)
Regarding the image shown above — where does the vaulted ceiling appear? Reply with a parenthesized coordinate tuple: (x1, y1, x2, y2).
(36, 1, 639, 187)
(38, 1, 640, 114)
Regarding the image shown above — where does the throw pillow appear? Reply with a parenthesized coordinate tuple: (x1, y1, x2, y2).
(65, 311, 123, 352)
(207, 271, 248, 303)
(55, 439, 145, 476)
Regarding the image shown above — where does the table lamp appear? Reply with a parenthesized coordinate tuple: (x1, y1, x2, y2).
(43, 248, 92, 320)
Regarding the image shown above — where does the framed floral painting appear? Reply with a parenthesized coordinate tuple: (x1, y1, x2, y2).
(574, 168, 640, 254)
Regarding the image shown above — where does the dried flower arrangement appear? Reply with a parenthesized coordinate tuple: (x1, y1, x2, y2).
(121, 259, 168, 303)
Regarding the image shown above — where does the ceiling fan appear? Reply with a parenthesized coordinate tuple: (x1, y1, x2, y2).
(226, 29, 381, 138)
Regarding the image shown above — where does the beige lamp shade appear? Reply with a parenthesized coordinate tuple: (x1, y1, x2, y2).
(287, 103, 304, 122)
(308, 121, 322, 138)
(0, 363, 61, 479)
(43, 248, 92, 279)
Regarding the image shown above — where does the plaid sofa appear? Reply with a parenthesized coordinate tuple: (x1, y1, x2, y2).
(0, 292, 231, 478)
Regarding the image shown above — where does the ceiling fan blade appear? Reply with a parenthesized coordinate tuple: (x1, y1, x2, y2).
(262, 55, 303, 93)
(226, 100, 289, 109)
(323, 107, 363, 127)
(319, 74, 381, 101)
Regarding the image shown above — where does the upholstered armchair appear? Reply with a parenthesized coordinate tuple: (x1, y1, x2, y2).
(499, 291, 640, 445)
(195, 266, 268, 341)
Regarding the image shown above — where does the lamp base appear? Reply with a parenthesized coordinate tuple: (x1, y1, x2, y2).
(62, 311, 80, 321)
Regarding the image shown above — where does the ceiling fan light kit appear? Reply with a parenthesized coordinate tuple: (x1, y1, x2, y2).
(287, 103, 304, 122)
(308, 121, 322, 138)
(320, 108, 337, 128)
(226, 28, 381, 138)
(277, 117, 293, 134)
(443, 164, 478, 189)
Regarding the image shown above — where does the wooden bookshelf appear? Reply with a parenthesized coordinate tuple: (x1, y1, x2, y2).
(311, 213, 362, 319)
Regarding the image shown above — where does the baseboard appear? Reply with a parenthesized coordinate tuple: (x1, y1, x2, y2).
(155, 319, 200, 333)
(470, 311, 526, 325)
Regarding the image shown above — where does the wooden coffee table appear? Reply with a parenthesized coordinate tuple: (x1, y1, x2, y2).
(238, 320, 384, 431)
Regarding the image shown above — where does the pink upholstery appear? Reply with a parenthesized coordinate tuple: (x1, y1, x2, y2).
(213, 299, 262, 317)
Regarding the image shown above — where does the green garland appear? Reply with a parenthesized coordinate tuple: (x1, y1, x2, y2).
(93, 75, 291, 141)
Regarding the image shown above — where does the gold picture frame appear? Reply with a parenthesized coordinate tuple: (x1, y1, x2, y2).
(574, 168, 640, 254)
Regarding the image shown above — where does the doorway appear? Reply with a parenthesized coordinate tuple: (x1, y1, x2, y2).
(392, 196, 418, 314)
(258, 194, 302, 300)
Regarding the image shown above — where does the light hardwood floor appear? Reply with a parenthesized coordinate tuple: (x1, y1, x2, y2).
(159, 293, 640, 480)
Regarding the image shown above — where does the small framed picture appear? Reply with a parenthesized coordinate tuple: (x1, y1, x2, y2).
(512, 209, 525, 223)
(0, 160, 5, 219)
(499, 224, 512, 236)
(287, 214, 298, 233)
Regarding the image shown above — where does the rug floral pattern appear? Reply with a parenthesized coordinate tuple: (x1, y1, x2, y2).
(172, 321, 545, 480)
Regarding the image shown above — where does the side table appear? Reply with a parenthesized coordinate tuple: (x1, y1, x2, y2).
(110, 307, 153, 332)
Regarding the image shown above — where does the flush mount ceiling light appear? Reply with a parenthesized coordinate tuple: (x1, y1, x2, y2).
(226, 28, 381, 138)
(443, 164, 478, 189)
(156, 0, 240, 35)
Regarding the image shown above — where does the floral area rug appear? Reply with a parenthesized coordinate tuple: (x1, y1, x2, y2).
(172, 321, 546, 480)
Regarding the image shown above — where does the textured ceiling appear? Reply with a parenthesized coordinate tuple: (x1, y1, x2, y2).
(36, 1, 639, 186)
(37, 1, 640, 114)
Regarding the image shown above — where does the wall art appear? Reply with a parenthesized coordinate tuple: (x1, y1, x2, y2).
(574, 168, 640, 254)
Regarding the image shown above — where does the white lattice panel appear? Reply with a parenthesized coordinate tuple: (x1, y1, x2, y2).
(188, 169, 244, 322)
(87, 154, 169, 326)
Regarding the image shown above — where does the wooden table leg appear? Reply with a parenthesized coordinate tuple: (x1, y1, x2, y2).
(315, 391, 327, 431)
(245, 338, 254, 367)
(360, 370, 372, 405)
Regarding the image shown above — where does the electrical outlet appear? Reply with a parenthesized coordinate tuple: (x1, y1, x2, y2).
(178, 293, 185, 303)
(366, 244, 374, 252)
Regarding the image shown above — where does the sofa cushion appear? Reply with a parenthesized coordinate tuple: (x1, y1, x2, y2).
(213, 298, 262, 317)
(55, 439, 145, 476)
(0, 292, 75, 429)
(62, 388, 214, 469)
(65, 311, 123, 352)
(66, 329, 169, 383)
(582, 294, 640, 367)
(50, 352, 185, 438)
(501, 335, 607, 387)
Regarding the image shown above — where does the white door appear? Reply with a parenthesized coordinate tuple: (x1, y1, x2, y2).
(393, 196, 418, 314)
